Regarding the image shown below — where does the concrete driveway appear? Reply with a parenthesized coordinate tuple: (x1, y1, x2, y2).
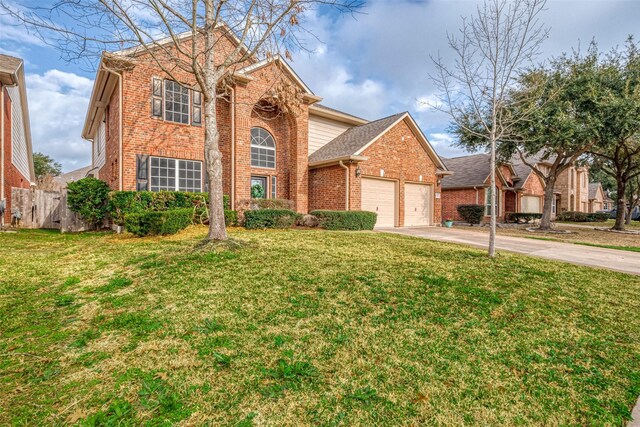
(379, 226, 640, 275)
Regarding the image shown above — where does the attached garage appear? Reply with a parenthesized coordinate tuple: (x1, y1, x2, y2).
(361, 177, 397, 228)
(404, 183, 432, 226)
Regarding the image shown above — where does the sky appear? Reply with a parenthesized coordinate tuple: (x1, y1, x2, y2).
(0, 0, 639, 172)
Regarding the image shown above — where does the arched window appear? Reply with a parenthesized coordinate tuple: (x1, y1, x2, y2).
(251, 127, 276, 169)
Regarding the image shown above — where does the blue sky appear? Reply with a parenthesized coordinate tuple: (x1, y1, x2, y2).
(1, 0, 639, 172)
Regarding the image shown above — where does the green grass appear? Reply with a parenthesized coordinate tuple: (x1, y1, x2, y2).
(573, 242, 640, 252)
(557, 219, 640, 229)
(523, 235, 640, 253)
(1, 227, 639, 426)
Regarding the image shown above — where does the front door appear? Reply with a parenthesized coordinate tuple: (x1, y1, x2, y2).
(251, 176, 267, 198)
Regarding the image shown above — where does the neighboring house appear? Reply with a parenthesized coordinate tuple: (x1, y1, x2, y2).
(555, 164, 590, 213)
(81, 33, 449, 227)
(51, 165, 94, 190)
(0, 54, 35, 226)
(440, 153, 541, 222)
(588, 182, 605, 213)
(603, 194, 615, 211)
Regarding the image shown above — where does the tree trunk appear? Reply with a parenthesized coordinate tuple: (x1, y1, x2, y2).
(538, 175, 556, 230)
(489, 136, 497, 258)
(613, 177, 626, 231)
(203, 0, 227, 241)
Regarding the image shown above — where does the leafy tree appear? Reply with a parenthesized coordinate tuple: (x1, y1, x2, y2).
(430, 0, 548, 257)
(497, 49, 604, 230)
(588, 38, 640, 231)
(589, 162, 617, 196)
(33, 152, 62, 179)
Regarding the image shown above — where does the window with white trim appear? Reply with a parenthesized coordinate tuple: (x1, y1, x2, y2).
(150, 157, 202, 192)
(485, 186, 500, 216)
(271, 176, 277, 199)
(164, 80, 190, 124)
(251, 127, 276, 169)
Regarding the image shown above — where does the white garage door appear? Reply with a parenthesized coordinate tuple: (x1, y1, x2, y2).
(404, 183, 432, 226)
(521, 196, 541, 213)
(361, 178, 397, 227)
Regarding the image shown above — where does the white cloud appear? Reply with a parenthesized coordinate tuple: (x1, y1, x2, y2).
(26, 70, 94, 172)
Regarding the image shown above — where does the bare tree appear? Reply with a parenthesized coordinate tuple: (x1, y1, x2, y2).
(429, 0, 548, 257)
(2, 0, 360, 241)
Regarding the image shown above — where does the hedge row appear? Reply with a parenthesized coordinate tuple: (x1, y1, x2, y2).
(456, 204, 484, 225)
(108, 191, 221, 225)
(125, 208, 194, 236)
(505, 212, 543, 224)
(557, 211, 610, 222)
(310, 210, 377, 230)
(244, 209, 301, 229)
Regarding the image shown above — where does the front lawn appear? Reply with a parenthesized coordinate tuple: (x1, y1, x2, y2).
(557, 219, 640, 230)
(1, 227, 639, 426)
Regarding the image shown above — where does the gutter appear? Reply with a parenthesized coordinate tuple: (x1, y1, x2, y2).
(308, 155, 367, 169)
(339, 160, 349, 210)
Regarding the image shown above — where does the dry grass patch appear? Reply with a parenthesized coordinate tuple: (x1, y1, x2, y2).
(462, 224, 640, 250)
(0, 227, 639, 426)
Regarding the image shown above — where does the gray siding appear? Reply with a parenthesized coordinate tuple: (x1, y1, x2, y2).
(308, 114, 352, 155)
(7, 86, 30, 181)
(93, 120, 106, 171)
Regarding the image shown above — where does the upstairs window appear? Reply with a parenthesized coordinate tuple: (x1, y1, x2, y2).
(251, 127, 276, 169)
(164, 80, 190, 124)
(152, 78, 201, 126)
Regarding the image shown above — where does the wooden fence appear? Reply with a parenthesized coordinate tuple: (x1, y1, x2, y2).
(11, 188, 90, 232)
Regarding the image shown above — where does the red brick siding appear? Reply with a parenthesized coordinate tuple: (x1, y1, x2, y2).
(2, 85, 31, 224)
(442, 188, 482, 221)
(98, 44, 310, 212)
(358, 118, 442, 226)
(308, 165, 347, 211)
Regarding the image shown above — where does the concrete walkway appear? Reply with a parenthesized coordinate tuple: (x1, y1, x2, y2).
(379, 226, 640, 275)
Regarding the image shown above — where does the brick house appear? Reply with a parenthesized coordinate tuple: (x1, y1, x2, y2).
(82, 35, 449, 227)
(440, 153, 545, 222)
(0, 55, 35, 226)
(588, 182, 605, 212)
(515, 155, 591, 214)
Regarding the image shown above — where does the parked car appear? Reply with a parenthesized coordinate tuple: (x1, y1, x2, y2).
(607, 207, 640, 221)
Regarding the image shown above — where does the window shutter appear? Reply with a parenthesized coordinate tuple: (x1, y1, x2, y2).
(152, 78, 163, 118)
(192, 89, 202, 125)
(136, 154, 149, 191)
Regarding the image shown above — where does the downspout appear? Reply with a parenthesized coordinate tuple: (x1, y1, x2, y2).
(103, 64, 124, 191)
(339, 160, 349, 210)
(473, 186, 478, 204)
(117, 73, 123, 191)
(230, 86, 235, 210)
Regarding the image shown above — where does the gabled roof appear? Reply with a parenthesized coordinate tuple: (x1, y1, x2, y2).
(0, 55, 22, 85)
(53, 165, 94, 187)
(441, 154, 494, 189)
(309, 104, 368, 125)
(234, 55, 318, 98)
(308, 112, 448, 171)
(589, 182, 603, 200)
(441, 153, 517, 189)
(0, 54, 35, 182)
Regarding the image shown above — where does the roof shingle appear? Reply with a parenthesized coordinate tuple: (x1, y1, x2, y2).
(441, 153, 492, 188)
(308, 112, 406, 164)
